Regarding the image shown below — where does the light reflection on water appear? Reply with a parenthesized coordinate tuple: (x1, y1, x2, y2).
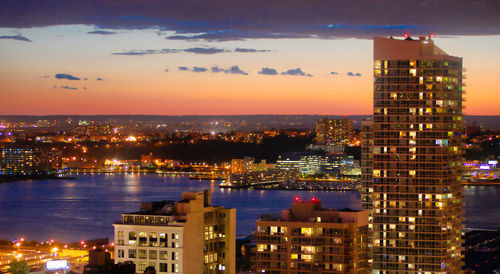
(0, 173, 498, 242)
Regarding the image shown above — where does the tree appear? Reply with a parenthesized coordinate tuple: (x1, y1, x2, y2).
(7, 261, 29, 274)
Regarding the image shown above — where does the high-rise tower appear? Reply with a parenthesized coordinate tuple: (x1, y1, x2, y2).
(363, 36, 464, 273)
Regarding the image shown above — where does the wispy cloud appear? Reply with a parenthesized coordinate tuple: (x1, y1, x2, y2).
(258, 67, 278, 75)
(55, 73, 80, 80)
(96, 77, 104, 81)
(112, 47, 269, 56)
(0, 34, 32, 42)
(88, 30, 116, 35)
(184, 47, 226, 54)
(176, 65, 249, 75)
(330, 72, 339, 75)
(235, 48, 270, 53)
(281, 68, 312, 77)
(112, 49, 180, 55)
(347, 72, 362, 77)
(60, 85, 78, 90)
(192, 66, 208, 72)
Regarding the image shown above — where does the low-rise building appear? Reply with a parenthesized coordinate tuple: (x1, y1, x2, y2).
(254, 199, 369, 273)
(113, 190, 236, 273)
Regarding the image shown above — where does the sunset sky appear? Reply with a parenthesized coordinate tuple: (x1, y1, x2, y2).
(1, 0, 499, 115)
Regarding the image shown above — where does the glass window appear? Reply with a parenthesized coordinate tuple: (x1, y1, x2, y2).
(139, 232, 148, 246)
(159, 263, 168, 272)
(159, 251, 168, 260)
(128, 249, 136, 258)
(139, 249, 147, 259)
(149, 250, 157, 260)
(149, 232, 158, 247)
(129, 231, 136, 240)
(159, 233, 167, 247)
(137, 262, 146, 272)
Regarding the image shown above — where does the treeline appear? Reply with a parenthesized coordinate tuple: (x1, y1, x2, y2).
(92, 134, 315, 163)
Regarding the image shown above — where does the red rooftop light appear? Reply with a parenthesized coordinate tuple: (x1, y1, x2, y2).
(311, 197, 318, 202)
(404, 33, 409, 38)
(294, 196, 300, 202)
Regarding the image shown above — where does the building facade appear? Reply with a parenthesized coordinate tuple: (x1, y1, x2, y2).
(254, 199, 369, 273)
(363, 36, 464, 273)
(0, 147, 50, 174)
(113, 190, 236, 273)
(231, 157, 255, 174)
(315, 117, 353, 146)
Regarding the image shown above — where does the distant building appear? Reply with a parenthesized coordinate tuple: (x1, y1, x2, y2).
(231, 157, 266, 173)
(222, 169, 299, 189)
(254, 198, 369, 273)
(231, 157, 255, 174)
(276, 152, 359, 176)
(0, 148, 51, 174)
(315, 117, 353, 147)
(113, 190, 236, 274)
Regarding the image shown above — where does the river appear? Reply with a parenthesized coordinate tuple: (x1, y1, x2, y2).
(0, 173, 498, 242)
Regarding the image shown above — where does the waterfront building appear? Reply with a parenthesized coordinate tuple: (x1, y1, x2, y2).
(0, 147, 50, 174)
(362, 36, 464, 273)
(221, 169, 299, 189)
(276, 152, 359, 176)
(231, 157, 255, 174)
(113, 190, 236, 273)
(315, 117, 353, 147)
(254, 198, 369, 273)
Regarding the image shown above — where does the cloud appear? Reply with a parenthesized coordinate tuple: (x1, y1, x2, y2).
(184, 47, 226, 54)
(84, 77, 88, 80)
(0, 34, 32, 42)
(258, 67, 278, 75)
(96, 77, 104, 80)
(210, 65, 248, 75)
(112, 47, 270, 56)
(211, 66, 224, 73)
(235, 48, 270, 53)
(55, 73, 80, 80)
(347, 72, 362, 77)
(330, 72, 338, 75)
(178, 66, 189, 71)
(88, 30, 116, 35)
(192, 66, 207, 72)
(1, 1, 497, 40)
(40, 75, 50, 78)
(60, 85, 78, 90)
(224, 65, 248, 75)
(281, 68, 312, 77)
(112, 49, 180, 55)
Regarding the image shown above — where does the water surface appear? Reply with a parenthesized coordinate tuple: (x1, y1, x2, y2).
(0, 174, 497, 242)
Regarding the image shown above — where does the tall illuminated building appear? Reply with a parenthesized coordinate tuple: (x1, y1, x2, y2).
(363, 36, 464, 273)
(315, 117, 353, 146)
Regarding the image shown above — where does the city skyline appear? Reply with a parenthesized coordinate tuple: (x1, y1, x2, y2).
(1, 1, 500, 115)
